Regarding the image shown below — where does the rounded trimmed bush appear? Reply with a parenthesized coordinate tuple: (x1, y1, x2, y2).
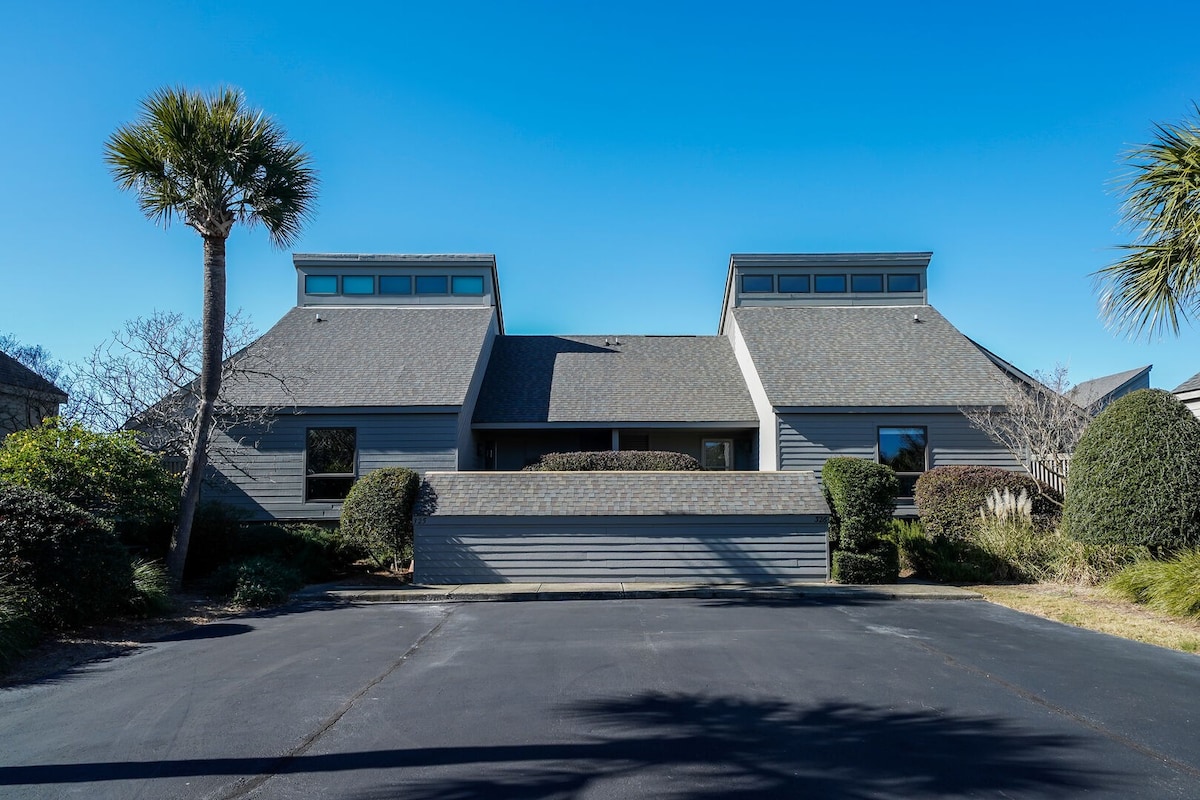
(0, 481, 133, 628)
(341, 467, 421, 569)
(524, 451, 701, 471)
(212, 556, 303, 608)
(821, 457, 899, 584)
(914, 465, 1061, 541)
(1063, 389, 1200, 553)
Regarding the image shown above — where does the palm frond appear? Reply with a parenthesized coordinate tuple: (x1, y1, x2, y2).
(105, 86, 318, 246)
(1098, 105, 1200, 338)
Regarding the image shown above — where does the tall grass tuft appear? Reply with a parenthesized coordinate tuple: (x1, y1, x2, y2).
(1109, 549, 1200, 618)
(127, 558, 173, 617)
(0, 579, 40, 674)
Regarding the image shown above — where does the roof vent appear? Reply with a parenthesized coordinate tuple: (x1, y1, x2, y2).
(913, 314, 921, 323)
(315, 312, 323, 322)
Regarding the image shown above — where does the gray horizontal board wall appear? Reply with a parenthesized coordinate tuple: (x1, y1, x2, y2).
(778, 412, 1021, 471)
(415, 516, 828, 583)
(204, 411, 459, 520)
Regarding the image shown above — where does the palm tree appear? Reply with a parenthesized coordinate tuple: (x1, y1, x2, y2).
(105, 87, 317, 580)
(1098, 107, 1200, 337)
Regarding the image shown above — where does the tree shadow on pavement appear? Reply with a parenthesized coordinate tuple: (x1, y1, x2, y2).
(0, 693, 1118, 798)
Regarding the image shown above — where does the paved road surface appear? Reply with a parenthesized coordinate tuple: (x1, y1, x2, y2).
(2, 597, 1198, 798)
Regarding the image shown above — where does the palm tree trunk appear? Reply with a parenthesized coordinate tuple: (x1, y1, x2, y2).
(167, 234, 227, 581)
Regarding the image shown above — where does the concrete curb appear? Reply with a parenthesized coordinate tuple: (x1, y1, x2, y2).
(296, 582, 982, 604)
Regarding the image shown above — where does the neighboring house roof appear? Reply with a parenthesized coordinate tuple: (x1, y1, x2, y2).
(220, 306, 496, 407)
(1175, 371, 1200, 395)
(473, 335, 758, 424)
(0, 351, 67, 401)
(420, 470, 828, 516)
(1070, 365, 1152, 410)
(731, 305, 1013, 408)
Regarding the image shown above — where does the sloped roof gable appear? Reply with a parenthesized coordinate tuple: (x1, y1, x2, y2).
(221, 306, 495, 408)
(731, 305, 1013, 408)
(0, 351, 66, 400)
(473, 335, 757, 424)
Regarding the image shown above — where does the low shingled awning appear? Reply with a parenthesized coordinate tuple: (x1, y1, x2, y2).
(414, 471, 830, 584)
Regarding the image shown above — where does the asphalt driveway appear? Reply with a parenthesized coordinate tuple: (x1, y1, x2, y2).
(2, 596, 1198, 799)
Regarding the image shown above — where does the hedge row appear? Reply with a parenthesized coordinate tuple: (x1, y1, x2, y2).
(524, 451, 701, 471)
(914, 465, 1061, 541)
(821, 457, 899, 584)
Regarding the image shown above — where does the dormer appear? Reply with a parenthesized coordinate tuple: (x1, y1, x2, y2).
(294, 253, 503, 331)
(718, 252, 931, 333)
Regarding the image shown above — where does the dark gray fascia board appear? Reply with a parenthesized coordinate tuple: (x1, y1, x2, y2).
(0, 385, 68, 404)
(274, 404, 463, 416)
(293, 253, 496, 267)
(472, 420, 760, 430)
(732, 252, 934, 269)
(773, 405, 980, 415)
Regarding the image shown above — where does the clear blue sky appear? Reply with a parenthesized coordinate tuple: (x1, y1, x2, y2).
(3, 1, 1199, 390)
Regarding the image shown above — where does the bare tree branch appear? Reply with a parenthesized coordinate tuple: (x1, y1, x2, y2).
(960, 365, 1099, 503)
(68, 310, 299, 477)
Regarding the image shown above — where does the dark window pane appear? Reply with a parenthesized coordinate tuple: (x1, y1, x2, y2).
(814, 275, 847, 293)
(342, 275, 375, 295)
(415, 275, 448, 294)
(888, 274, 921, 292)
(305, 275, 338, 294)
(306, 477, 355, 501)
(851, 274, 884, 292)
(778, 275, 809, 293)
(452, 275, 485, 295)
(879, 427, 927, 473)
(741, 274, 773, 293)
(379, 276, 412, 295)
(307, 428, 356, 475)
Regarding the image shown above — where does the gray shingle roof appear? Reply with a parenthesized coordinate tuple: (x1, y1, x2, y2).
(731, 305, 1013, 407)
(1070, 366, 1151, 408)
(1175, 371, 1200, 394)
(221, 306, 495, 407)
(0, 351, 66, 400)
(420, 470, 828, 516)
(472, 335, 757, 424)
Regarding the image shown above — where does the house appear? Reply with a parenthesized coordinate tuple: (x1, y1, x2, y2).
(202, 250, 1028, 522)
(1070, 365, 1152, 411)
(0, 350, 67, 442)
(1176, 371, 1200, 419)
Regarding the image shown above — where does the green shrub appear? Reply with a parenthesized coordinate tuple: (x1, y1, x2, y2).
(126, 558, 173, 617)
(212, 556, 303, 608)
(0, 419, 179, 553)
(914, 466, 1061, 541)
(234, 523, 347, 582)
(1064, 389, 1200, 554)
(524, 451, 701, 471)
(832, 540, 900, 584)
(1108, 548, 1200, 617)
(891, 515, 1144, 585)
(0, 580, 40, 674)
(184, 501, 250, 577)
(0, 482, 133, 628)
(341, 467, 421, 570)
(822, 458, 899, 584)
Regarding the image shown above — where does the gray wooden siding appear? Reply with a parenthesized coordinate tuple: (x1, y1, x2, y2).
(415, 516, 828, 583)
(778, 412, 1020, 471)
(777, 412, 1021, 513)
(204, 411, 459, 520)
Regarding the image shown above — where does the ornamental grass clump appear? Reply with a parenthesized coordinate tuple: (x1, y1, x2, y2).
(1109, 549, 1200, 618)
(822, 457, 900, 584)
